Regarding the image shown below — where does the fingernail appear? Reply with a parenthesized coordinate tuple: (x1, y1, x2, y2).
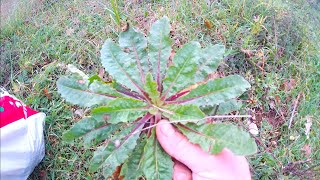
(160, 122, 175, 137)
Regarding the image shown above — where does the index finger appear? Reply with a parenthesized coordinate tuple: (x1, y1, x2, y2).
(155, 120, 213, 172)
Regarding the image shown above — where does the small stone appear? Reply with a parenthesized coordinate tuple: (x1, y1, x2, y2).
(289, 136, 295, 140)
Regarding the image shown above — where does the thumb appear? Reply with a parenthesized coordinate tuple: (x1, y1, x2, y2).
(156, 120, 212, 171)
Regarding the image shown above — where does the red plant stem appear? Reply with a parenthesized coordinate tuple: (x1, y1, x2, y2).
(155, 112, 161, 123)
(165, 97, 196, 104)
(119, 113, 153, 147)
(132, 44, 145, 84)
(114, 83, 152, 103)
(147, 116, 154, 137)
(135, 85, 152, 103)
(132, 113, 153, 133)
(141, 91, 153, 104)
(157, 42, 162, 93)
(177, 123, 204, 136)
(117, 64, 151, 103)
(165, 90, 190, 101)
(116, 89, 145, 101)
(161, 76, 183, 101)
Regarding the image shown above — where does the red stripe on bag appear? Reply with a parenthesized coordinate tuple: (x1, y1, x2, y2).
(0, 96, 38, 128)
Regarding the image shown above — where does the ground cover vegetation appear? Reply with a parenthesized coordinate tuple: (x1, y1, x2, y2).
(1, 0, 319, 179)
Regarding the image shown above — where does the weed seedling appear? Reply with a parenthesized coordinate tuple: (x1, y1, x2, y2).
(57, 17, 257, 179)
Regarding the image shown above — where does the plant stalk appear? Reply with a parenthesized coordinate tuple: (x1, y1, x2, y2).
(165, 90, 191, 101)
(119, 113, 153, 147)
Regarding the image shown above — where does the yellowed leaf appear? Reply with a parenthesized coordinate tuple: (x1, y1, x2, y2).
(43, 89, 51, 100)
(283, 79, 296, 92)
(301, 144, 312, 157)
(275, 95, 281, 104)
(204, 19, 213, 29)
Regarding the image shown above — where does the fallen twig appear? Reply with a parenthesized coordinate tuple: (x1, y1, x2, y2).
(288, 92, 302, 129)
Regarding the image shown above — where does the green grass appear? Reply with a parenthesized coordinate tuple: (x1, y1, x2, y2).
(1, 0, 319, 179)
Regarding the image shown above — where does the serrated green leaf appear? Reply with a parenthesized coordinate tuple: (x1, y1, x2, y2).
(63, 116, 102, 142)
(148, 16, 172, 80)
(162, 42, 201, 97)
(89, 125, 142, 176)
(144, 73, 160, 104)
(178, 123, 257, 155)
(83, 124, 120, 148)
(163, 104, 205, 122)
(92, 98, 148, 124)
(57, 76, 121, 107)
(120, 27, 147, 51)
(119, 27, 149, 83)
(176, 75, 251, 106)
(141, 130, 173, 180)
(216, 99, 243, 114)
(195, 44, 225, 81)
(63, 116, 120, 147)
(101, 39, 142, 92)
(121, 137, 147, 180)
(111, 81, 145, 100)
(201, 99, 242, 115)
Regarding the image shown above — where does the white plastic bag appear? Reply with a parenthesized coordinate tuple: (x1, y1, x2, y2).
(0, 88, 45, 180)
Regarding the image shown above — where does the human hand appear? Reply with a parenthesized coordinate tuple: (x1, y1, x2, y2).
(156, 120, 251, 180)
